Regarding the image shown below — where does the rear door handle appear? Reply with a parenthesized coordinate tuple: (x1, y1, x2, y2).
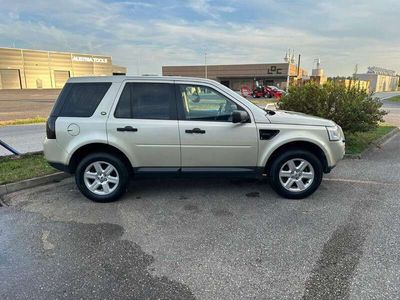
(185, 128, 206, 134)
(117, 126, 138, 132)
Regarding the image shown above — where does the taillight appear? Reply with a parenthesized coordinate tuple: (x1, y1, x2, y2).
(46, 116, 57, 139)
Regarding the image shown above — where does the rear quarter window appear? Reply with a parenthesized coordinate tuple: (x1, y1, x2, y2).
(50, 82, 111, 117)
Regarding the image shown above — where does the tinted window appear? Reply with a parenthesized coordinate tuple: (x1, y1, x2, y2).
(178, 85, 245, 122)
(114, 83, 175, 120)
(51, 82, 111, 117)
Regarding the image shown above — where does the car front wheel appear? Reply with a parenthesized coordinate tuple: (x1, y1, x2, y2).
(75, 152, 129, 202)
(269, 150, 323, 199)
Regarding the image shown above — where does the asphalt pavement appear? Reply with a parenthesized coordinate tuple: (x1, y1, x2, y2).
(1, 132, 400, 299)
(0, 124, 45, 156)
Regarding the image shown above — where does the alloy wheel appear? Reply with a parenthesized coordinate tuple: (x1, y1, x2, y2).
(279, 158, 314, 192)
(83, 161, 120, 195)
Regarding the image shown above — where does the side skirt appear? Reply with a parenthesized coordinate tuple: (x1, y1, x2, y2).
(132, 167, 265, 179)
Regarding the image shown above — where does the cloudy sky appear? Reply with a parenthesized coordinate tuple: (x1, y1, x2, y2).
(1, 0, 398, 76)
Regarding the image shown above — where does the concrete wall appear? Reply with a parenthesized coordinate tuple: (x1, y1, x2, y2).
(162, 63, 292, 80)
(355, 73, 399, 93)
(0, 47, 121, 89)
(332, 79, 370, 91)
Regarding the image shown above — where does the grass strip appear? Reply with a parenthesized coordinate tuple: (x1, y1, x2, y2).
(0, 153, 56, 185)
(385, 95, 400, 102)
(0, 117, 47, 127)
(345, 125, 396, 155)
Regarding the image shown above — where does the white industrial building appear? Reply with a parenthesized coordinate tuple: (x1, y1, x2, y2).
(355, 67, 399, 93)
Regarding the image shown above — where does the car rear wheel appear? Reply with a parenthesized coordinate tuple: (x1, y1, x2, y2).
(269, 150, 323, 199)
(75, 152, 129, 202)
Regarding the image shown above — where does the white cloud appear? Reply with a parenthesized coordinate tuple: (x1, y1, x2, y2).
(0, 0, 399, 76)
(186, 0, 236, 18)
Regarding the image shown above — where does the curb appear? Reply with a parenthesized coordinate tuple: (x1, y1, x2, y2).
(0, 150, 44, 159)
(0, 172, 71, 198)
(345, 127, 400, 159)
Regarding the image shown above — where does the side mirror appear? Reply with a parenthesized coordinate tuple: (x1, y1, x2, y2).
(232, 110, 249, 123)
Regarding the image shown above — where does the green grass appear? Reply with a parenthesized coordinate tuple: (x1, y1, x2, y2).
(0, 117, 47, 127)
(345, 125, 396, 155)
(0, 153, 56, 185)
(248, 99, 277, 106)
(386, 95, 400, 103)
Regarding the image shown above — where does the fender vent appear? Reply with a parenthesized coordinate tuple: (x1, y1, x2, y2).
(259, 129, 279, 140)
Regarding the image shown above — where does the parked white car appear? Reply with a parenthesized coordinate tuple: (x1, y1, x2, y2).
(44, 76, 345, 202)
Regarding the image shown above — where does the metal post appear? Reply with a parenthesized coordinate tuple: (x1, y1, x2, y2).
(286, 64, 290, 92)
(0, 139, 20, 155)
(297, 54, 301, 77)
(205, 51, 207, 79)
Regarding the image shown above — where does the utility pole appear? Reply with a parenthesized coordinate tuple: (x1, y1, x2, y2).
(204, 51, 208, 79)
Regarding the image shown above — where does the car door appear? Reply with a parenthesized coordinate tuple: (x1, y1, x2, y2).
(176, 83, 258, 170)
(107, 81, 180, 170)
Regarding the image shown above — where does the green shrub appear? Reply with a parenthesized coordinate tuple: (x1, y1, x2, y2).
(277, 82, 387, 133)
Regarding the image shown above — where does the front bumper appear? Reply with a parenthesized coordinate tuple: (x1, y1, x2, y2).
(327, 139, 346, 168)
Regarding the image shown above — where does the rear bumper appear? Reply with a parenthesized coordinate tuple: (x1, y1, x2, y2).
(43, 138, 69, 170)
(48, 161, 71, 173)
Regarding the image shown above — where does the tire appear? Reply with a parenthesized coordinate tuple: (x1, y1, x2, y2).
(252, 93, 257, 98)
(75, 152, 129, 202)
(269, 150, 323, 199)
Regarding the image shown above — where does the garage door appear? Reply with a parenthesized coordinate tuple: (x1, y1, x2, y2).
(0, 69, 21, 89)
(54, 70, 70, 88)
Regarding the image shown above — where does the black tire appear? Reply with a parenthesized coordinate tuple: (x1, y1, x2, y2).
(269, 150, 323, 199)
(75, 152, 129, 203)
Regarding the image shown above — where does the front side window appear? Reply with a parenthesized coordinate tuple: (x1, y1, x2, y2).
(178, 85, 244, 122)
(114, 83, 175, 120)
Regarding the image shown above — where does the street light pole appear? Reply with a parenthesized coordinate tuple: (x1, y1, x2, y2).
(204, 51, 208, 79)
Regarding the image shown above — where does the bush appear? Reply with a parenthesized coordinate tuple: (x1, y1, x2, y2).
(277, 82, 387, 133)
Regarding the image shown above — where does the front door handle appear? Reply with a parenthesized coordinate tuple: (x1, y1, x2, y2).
(117, 126, 138, 132)
(185, 128, 206, 134)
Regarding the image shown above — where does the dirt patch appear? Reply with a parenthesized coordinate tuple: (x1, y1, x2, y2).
(0, 89, 60, 121)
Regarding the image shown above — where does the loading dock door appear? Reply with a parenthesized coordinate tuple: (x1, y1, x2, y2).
(54, 70, 70, 88)
(0, 69, 21, 89)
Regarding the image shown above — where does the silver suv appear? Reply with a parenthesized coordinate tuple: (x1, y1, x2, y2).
(44, 76, 345, 202)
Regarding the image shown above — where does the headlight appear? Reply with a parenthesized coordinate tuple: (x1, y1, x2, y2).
(326, 125, 341, 141)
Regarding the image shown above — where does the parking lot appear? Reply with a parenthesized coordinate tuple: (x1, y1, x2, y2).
(0, 89, 59, 121)
(1, 132, 400, 299)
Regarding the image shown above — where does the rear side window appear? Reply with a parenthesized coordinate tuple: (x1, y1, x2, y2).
(114, 83, 176, 120)
(50, 82, 111, 117)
